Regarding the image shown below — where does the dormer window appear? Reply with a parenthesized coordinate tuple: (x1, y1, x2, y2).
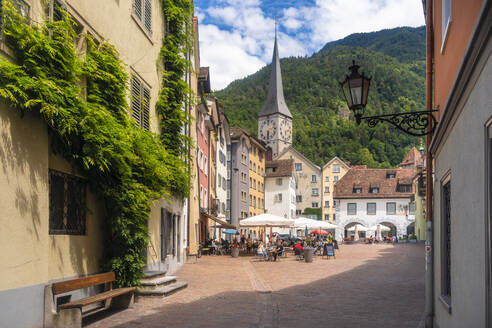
(387, 172, 396, 179)
(353, 188, 362, 194)
(369, 187, 379, 194)
(397, 184, 412, 193)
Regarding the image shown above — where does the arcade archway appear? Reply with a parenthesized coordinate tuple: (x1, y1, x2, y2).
(406, 222, 415, 237)
(344, 222, 366, 239)
(379, 222, 397, 238)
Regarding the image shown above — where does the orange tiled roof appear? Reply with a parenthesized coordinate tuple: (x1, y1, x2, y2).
(400, 147, 423, 167)
(265, 159, 294, 178)
(334, 168, 418, 199)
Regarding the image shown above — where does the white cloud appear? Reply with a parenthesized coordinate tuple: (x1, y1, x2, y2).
(196, 0, 425, 90)
(198, 24, 266, 90)
(298, 0, 425, 50)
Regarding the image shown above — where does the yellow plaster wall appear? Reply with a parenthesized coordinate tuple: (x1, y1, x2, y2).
(187, 19, 201, 255)
(0, 107, 50, 291)
(67, 0, 165, 134)
(248, 141, 265, 218)
(322, 158, 349, 223)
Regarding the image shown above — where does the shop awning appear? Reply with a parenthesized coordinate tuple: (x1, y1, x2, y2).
(202, 212, 236, 229)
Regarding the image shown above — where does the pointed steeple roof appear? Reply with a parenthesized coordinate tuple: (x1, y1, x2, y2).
(259, 25, 292, 118)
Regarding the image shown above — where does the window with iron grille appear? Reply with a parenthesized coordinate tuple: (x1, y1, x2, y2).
(1, 0, 30, 32)
(441, 180, 451, 300)
(367, 202, 376, 215)
(49, 170, 87, 235)
(130, 75, 150, 130)
(132, 0, 152, 36)
(48, 0, 63, 22)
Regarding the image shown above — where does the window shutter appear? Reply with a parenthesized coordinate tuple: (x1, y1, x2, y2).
(144, 0, 152, 34)
(52, 0, 65, 22)
(133, 0, 142, 21)
(131, 76, 142, 126)
(142, 85, 150, 130)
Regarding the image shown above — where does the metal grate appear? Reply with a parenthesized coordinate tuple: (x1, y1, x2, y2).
(133, 0, 142, 21)
(143, 0, 152, 35)
(49, 170, 86, 235)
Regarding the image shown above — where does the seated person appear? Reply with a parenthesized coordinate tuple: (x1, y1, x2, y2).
(273, 240, 284, 261)
(257, 242, 268, 259)
(293, 242, 303, 256)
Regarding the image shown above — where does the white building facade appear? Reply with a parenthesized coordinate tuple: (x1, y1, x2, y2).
(264, 159, 296, 221)
(333, 168, 417, 240)
(215, 113, 230, 223)
(335, 197, 415, 240)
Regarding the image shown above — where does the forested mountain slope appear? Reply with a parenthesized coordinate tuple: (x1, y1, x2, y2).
(215, 26, 426, 167)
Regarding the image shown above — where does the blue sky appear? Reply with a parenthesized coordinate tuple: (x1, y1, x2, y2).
(195, 0, 425, 90)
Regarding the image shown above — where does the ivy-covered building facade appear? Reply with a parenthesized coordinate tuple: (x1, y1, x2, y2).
(0, 0, 194, 326)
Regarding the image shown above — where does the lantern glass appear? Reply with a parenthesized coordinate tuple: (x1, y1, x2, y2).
(362, 77, 371, 106)
(349, 76, 363, 107)
(341, 79, 353, 108)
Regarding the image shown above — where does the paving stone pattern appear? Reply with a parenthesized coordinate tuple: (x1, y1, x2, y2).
(85, 244, 424, 328)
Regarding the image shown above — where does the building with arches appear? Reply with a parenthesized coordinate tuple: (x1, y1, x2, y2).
(333, 168, 417, 240)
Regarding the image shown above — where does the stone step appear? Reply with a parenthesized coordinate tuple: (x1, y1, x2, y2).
(137, 281, 188, 298)
(138, 276, 177, 292)
(143, 270, 167, 280)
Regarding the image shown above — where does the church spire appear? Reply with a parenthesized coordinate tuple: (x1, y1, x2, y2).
(258, 21, 292, 118)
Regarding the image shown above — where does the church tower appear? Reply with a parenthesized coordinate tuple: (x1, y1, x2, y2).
(258, 24, 292, 158)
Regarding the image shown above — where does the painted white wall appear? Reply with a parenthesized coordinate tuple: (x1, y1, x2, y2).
(216, 127, 228, 218)
(265, 176, 296, 220)
(335, 197, 415, 240)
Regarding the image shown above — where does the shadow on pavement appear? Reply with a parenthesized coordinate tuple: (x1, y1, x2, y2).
(84, 244, 424, 328)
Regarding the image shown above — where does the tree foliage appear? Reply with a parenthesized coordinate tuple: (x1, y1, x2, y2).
(216, 26, 426, 168)
(0, 1, 190, 286)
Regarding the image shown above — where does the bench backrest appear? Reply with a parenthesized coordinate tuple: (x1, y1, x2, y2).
(52, 272, 115, 295)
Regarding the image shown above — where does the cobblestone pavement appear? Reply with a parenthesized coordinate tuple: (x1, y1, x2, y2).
(85, 243, 424, 328)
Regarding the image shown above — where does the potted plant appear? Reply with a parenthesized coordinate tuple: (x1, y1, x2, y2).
(409, 234, 417, 243)
(231, 242, 240, 257)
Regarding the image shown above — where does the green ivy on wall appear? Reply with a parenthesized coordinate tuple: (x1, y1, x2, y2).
(0, 1, 191, 287)
(158, 0, 194, 155)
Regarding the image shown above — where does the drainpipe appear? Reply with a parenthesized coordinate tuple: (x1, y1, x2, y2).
(424, 0, 434, 326)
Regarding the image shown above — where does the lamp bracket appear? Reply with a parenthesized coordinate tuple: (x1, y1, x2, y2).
(361, 110, 438, 136)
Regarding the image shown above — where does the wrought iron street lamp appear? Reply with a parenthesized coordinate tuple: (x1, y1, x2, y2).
(340, 61, 437, 136)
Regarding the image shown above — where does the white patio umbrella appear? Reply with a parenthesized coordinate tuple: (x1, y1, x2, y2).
(376, 224, 383, 242)
(368, 224, 391, 232)
(354, 224, 359, 241)
(239, 213, 294, 227)
(347, 224, 369, 232)
(240, 213, 294, 244)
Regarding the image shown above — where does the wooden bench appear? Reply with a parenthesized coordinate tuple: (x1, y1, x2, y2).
(44, 272, 135, 328)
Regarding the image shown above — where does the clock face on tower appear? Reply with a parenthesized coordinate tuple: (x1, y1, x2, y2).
(259, 119, 277, 140)
(279, 119, 292, 142)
